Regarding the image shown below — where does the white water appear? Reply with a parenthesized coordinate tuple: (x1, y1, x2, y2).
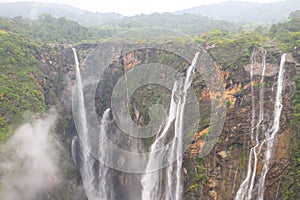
(71, 136, 77, 166)
(98, 108, 111, 200)
(72, 48, 111, 200)
(257, 53, 286, 200)
(247, 49, 267, 200)
(72, 47, 98, 199)
(235, 52, 286, 200)
(250, 50, 256, 141)
(235, 49, 266, 200)
(141, 52, 199, 200)
(141, 81, 179, 200)
(231, 168, 239, 195)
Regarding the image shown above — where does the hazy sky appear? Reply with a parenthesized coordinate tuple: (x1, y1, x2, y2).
(0, 0, 284, 16)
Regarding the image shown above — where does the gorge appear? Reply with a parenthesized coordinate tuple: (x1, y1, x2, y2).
(0, 5, 300, 200)
(61, 43, 297, 200)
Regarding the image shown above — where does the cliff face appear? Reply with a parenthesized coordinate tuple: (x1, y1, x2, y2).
(38, 45, 87, 200)
(184, 50, 297, 200)
(39, 43, 299, 200)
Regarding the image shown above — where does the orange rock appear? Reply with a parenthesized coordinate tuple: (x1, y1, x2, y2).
(189, 128, 208, 158)
(123, 52, 142, 71)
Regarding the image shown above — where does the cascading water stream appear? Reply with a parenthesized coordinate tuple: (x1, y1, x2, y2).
(141, 52, 199, 200)
(141, 81, 179, 200)
(72, 47, 111, 200)
(250, 50, 257, 141)
(235, 49, 267, 200)
(71, 136, 78, 166)
(235, 52, 286, 200)
(231, 168, 239, 195)
(166, 52, 199, 200)
(246, 48, 267, 200)
(98, 108, 111, 200)
(257, 53, 286, 200)
(72, 47, 98, 199)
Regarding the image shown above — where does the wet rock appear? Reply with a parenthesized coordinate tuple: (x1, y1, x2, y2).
(243, 62, 279, 77)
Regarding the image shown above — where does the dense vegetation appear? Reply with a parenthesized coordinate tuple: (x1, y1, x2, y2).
(0, 30, 45, 141)
(114, 13, 236, 34)
(193, 10, 300, 70)
(0, 13, 237, 44)
(269, 10, 300, 50)
(196, 30, 270, 69)
(0, 15, 102, 43)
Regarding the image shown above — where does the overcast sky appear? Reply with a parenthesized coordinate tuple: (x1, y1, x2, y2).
(0, 0, 284, 16)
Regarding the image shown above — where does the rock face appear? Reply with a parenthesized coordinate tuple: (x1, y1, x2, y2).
(183, 50, 297, 200)
(38, 45, 88, 200)
(39, 43, 299, 200)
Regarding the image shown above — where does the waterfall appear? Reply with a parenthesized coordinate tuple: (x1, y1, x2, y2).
(98, 108, 111, 200)
(231, 168, 239, 195)
(166, 52, 198, 200)
(72, 47, 111, 200)
(235, 52, 286, 200)
(235, 49, 266, 200)
(72, 47, 97, 199)
(141, 81, 179, 200)
(246, 48, 267, 200)
(257, 53, 286, 200)
(71, 136, 78, 166)
(250, 50, 256, 141)
(141, 52, 199, 200)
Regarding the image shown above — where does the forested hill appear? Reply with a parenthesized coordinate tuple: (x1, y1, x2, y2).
(176, 0, 300, 24)
(0, 14, 236, 43)
(0, 1, 236, 28)
(0, 1, 122, 26)
(1, 0, 299, 25)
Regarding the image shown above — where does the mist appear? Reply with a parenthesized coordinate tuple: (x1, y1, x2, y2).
(0, 112, 61, 200)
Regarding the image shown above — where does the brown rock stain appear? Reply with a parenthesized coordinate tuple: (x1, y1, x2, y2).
(123, 52, 142, 71)
(189, 128, 209, 158)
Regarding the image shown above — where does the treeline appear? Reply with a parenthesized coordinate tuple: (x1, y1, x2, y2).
(195, 10, 300, 70)
(269, 10, 300, 50)
(0, 13, 237, 44)
(114, 13, 236, 34)
(0, 15, 108, 43)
